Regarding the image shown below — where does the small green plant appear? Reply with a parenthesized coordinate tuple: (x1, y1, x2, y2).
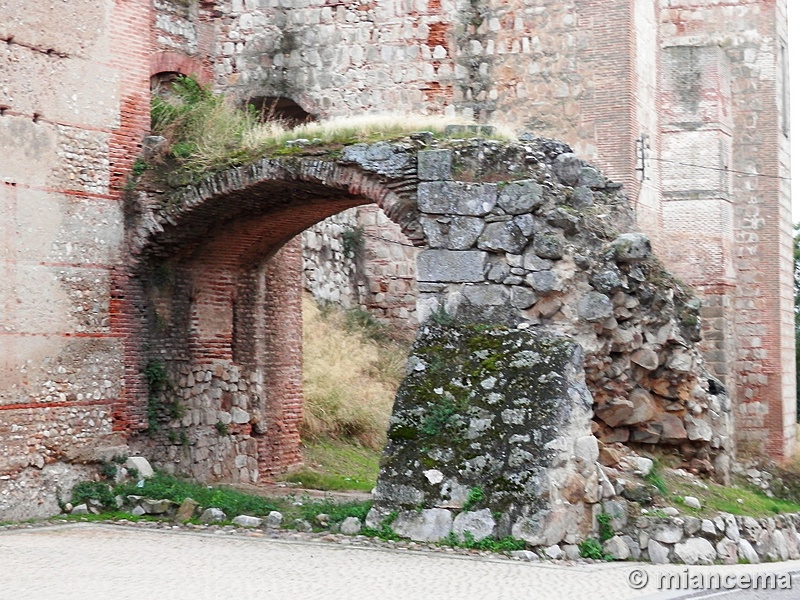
(440, 531, 526, 552)
(463, 486, 485, 511)
(71, 481, 115, 509)
(597, 511, 614, 543)
(645, 463, 668, 495)
(132, 157, 148, 177)
(341, 225, 365, 259)
(430, 305, 454, 326)
(578, 538, 611, 561)
(215, 421, 229, 436)
(361, 512, 401, 541)
(99, 461, 118, 481)
(420, 399, 459, 437)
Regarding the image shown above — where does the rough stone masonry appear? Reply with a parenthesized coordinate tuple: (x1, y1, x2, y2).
(119, 136, 731, 546)
(0, 0, 790, 521)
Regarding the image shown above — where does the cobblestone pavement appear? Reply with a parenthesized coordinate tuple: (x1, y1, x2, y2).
(2, 524, 799, 600)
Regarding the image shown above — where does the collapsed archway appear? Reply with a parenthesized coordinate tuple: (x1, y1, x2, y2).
(124, 148, 423, 482)
(123, 138, 732, 500)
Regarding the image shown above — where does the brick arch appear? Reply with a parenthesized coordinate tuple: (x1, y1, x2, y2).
(125, 155, 423, 482)
(149, 50, 212, 85)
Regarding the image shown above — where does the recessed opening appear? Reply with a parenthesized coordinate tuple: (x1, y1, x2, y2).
(150, 71, 184, 98)
(246, 96, 314, 127)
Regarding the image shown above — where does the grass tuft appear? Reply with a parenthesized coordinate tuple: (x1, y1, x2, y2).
(149, 76, 514, 179)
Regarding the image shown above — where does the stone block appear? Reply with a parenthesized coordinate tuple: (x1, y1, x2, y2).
(452, 508, 496, 542)
(648, 540, 670, 564)
(392, 508, 453, 542)
(417, 250, 487, 282)
(477, 221, 527, 254)
(525, 270, 560, 294)
(674, 537, 716, 565)
(552, 153, 582, 186)
(417, 149, 452, 181)
(603, 535, 631, 560)
(125, 457, 154, 479)
(497, 180, 544, 214)
(418, 181, 497, 216)
(462, 284, 508, 306)
(578, 292, 613, 322)
(611, 233, 651, 262)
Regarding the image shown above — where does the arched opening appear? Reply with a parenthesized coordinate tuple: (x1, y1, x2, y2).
(246, 96, 314, 126)
(150, 71, 184, 97)
(126, 159, 421, 484)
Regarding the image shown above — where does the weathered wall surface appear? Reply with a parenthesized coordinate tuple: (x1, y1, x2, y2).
(125, 140, 732, 491)
(0, 0, 152, 518)
(658, 0, 794, 456)
(302, 206, 418, 333)
(182, 0, 792, 457)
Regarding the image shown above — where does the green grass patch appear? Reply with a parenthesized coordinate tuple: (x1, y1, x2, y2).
(68, 471, 373, 527)
(108, 473, 279, 517)
(280, 439, 380, 492)
(289, 496, 372, 526)
(663, 472, 800, 517)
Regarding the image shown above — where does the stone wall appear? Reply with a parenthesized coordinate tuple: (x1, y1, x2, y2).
(302, 206, 418, 333)
(146, 0, 794, 458)
(0, 0, 152, 518)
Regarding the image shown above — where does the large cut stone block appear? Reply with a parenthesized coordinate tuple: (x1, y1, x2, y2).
(417, 149, 453, 181)
(417, 249, 487, 282)
(418, 181, 497, 216)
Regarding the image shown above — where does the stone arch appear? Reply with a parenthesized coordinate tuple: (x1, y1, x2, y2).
(123, 138, 732, 488)
(124, 147, 423, 481)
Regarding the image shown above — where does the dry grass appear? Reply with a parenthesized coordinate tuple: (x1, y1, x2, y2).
(150, 76, 515, 177)
(301, 294, 407, 450)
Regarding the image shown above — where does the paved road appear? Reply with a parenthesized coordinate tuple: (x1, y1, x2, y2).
(2, 524, 799, 600)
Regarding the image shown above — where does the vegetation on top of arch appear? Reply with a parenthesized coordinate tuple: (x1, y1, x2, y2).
(147, 75, 514, 182)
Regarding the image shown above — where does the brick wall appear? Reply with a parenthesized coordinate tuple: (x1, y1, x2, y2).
(0, 0, 152, 517)
(659, 0, 795, 458)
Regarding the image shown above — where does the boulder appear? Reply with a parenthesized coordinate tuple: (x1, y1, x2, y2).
(174, 497, 200, 522)
(340, 516, 362, 536)
(125, 457, 154, 479)
(603, 535, 631, 560)
(392, 508, 453, 542)
(674, 537, 716, 565)
(452, 509, 496, 542)
(232, 515, 263, 528)
(497, 180, 544, 214)
(596, 398, 634, 428)
(610, 233, 651, 263)
(578, 292, 614, 323)
(265, 511, 283, 528)
(648, 540, 670, 564)
(199, 507, 227, 523)
(737, 539, 760, 564)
